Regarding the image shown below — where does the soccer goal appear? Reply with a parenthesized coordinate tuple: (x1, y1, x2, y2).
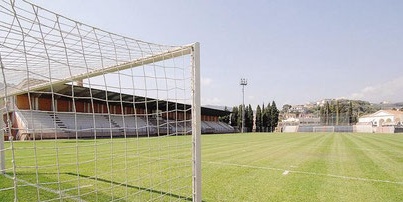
(313, 126, 335, 133)
(0, 0, 201, 201)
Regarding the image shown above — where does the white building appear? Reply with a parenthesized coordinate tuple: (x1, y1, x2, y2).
(280, 113, 320, 126)
(358, 110, 403, 127)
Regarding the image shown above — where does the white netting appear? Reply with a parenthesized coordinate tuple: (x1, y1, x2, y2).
(0, 0, 200, 201)
(313, 126, 335, 133)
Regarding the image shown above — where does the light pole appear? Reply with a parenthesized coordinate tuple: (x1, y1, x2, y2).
(240, 78, 247, 133)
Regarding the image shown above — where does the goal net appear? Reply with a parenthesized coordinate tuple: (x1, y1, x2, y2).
(0, 0, 201, 201)
(312, 126, 335, 133)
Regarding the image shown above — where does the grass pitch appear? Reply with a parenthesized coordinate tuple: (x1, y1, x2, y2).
(1, 133, 403, 201)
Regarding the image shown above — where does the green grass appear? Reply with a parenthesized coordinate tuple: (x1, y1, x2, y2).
(1, 133, 403, 201)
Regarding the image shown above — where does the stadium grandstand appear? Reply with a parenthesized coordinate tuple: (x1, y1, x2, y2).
(4, 79, 234, 141)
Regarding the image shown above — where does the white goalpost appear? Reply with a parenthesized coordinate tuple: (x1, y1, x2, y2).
(0, 0, 201, 201)
(313, 126, 335, 133)
(0, 99, 4, 174)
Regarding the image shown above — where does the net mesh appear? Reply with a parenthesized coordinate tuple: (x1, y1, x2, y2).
(0, 0, 198, 201)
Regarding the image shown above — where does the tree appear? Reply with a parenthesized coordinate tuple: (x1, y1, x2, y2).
(230, 106, 239, 127)
(270, 101, 279, 132)
(329, 101, 336, 125)
(243, 104, 252, 132)
(255, 105, 262, 132)
(324, 101, 330, 125)
(265, 103, 272, 132)
(335, 100, 340, 125)
(238, 104, 243, 129)
(281, 104, 292, 113)
(219, 106, 230, 124)
(347, 101, 353, 125)
(262, 103, 268, 132)
(247, 104, 254, 132)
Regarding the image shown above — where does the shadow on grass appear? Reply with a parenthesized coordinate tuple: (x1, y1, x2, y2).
(4, 172, 200, 201)
(65, 172, 195, 201)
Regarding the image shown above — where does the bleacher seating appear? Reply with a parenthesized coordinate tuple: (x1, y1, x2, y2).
(201, 121, 234, 134)
(19, 110, 60, 133)
(15, 110, 234, 139)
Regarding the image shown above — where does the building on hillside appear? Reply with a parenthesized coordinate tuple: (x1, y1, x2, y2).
(278, 113, 321, 132)
(280, 113, 320, 126)
(358, 110, 403, 127)
(289, 104, 309, 114)
(316, 99, 333, 107)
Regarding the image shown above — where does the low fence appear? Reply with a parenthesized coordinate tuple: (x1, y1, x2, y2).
(283, 126, 298, 132)
(282, 125, 403, 133)
(395, 127, 403, 133)
(354, 125, 373, 133)
(375, 126, 395, 133)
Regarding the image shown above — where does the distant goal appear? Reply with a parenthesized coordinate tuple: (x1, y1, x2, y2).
(0, 0, 201, 201)
(313, 126, 335, 133)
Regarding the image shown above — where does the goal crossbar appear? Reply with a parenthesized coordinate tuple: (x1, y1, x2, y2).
(1, 45, 194, 99)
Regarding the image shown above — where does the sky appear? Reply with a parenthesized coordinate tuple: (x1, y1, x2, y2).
(30, 0, 403, 108)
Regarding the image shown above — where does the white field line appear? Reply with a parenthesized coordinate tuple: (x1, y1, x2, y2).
(205, 161, 403, 185)
(253, 143, 402, 153)
(4, 174, 87, 202)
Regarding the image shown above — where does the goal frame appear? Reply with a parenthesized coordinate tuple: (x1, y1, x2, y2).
(0, 41, 201, 200)
(1, 0, 202, 199)
(313, 126, 335, 133)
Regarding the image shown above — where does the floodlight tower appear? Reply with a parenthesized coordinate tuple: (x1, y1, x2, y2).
(240, 78, 248, 133)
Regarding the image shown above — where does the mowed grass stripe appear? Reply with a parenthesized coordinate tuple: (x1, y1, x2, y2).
(2, 133, 403, 201)
(346, 134, 403, 181)
(203, 134, 333, 201)
(201, 133, 403, 201)
(342, 134, 403, 180)
(357, 134, 403, 151)
(202, 133, 324, 166)
(237, 134, 329, 170)
(341, 134, 403, 201)
(268, 134, 334, 201)
(2, 136, 194, 201)
(311, 134, 387, 201)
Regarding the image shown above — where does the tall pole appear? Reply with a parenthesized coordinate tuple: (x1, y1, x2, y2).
(240, 78, 247, 133)
(191, 42, 201, 202)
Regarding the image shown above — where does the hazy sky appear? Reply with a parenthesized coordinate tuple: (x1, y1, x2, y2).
(30, 0, 403, 108)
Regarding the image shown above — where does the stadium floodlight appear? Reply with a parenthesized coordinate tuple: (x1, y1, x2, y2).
(240, 78, 248, 133)
(0, 0, 201, 201)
